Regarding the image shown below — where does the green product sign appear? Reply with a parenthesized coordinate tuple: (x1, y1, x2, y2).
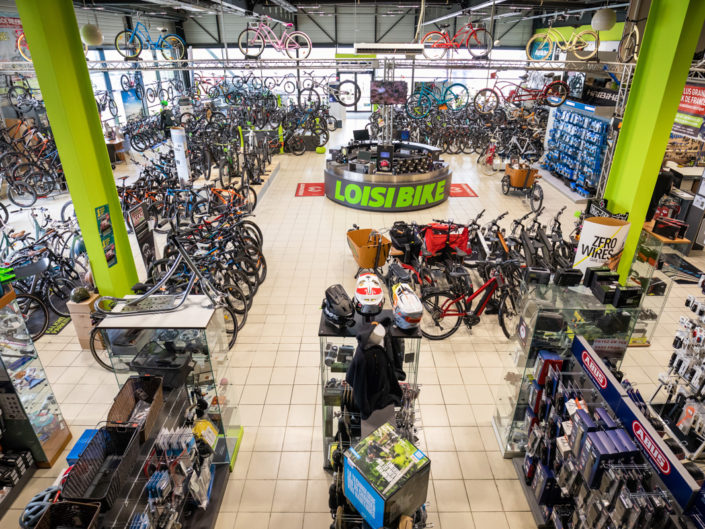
(324, 175, 449, 212)
(95, 204, 117, 268)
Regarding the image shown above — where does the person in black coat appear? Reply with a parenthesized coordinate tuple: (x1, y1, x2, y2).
(345, 321, 403, 421)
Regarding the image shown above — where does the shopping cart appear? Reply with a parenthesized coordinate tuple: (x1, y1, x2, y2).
(347, 225, 391, 277)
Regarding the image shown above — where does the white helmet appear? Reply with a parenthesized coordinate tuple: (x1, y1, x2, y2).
(392, 283, 422, 330)
(354, 273, 385, 316)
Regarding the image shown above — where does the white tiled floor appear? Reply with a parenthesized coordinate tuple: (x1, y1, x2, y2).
(3, 118, 705, 529)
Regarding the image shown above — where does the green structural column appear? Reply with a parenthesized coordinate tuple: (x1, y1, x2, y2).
(604, 0, 705, 280)
(16, 0, 138, 296)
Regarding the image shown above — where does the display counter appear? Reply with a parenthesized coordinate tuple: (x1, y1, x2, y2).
(324, 140, 452, 212)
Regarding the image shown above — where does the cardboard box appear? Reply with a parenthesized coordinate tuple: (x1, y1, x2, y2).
(67, 293, 100, 343)
(344, 423, 430, 529)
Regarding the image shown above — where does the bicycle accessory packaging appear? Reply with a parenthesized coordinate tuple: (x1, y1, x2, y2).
(322, 284, 355, 329)
(391, 283, 422, 331)
(554, 268, 583, 287)
(354, 273, 385, 316)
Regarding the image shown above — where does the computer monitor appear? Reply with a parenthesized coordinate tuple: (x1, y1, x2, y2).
(357, 150, 372, 162)
(353, 129, 370, 141)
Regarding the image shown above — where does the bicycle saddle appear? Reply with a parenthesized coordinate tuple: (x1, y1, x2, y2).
(9, 230, 26, 239)
(518, 74, 529, 80)
(439, 23, 450, 29)
(543, 73, 555, 78)
(285, 23, 293, 28)
(447, 269, 468, 278)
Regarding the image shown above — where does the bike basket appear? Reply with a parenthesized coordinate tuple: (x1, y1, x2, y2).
(35, 501, 101, 529)
(129, 349, 193, 390)
(107, 375, 164, 443)
(424, 223, 469, 256)
(506, 165, 538, 188)
(61, 426, 139, 511)
(347, 228, 391, 269)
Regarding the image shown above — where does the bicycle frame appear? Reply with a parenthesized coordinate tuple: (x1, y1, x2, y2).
(492, 78, 544, 104)
(436, 22, 480, 49)
(128, 22, 170, 50)
(248, 22, 290, 51)
(438, 273, 499, 320)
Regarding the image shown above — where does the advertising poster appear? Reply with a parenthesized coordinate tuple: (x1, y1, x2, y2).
(95, 204, 117, 268)
(370, 81, 408, 105)
(0, 15, 25, 62)
(121, 89, 143, 122)
(673, 83, 705, 141)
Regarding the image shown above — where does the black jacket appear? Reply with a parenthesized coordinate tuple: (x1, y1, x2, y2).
(345, 323, 403, 420)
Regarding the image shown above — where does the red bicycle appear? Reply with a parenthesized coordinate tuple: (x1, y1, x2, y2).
(419, 259, 521, 340)
(421, 21, 493, 60)
(473, 72, 569, 114)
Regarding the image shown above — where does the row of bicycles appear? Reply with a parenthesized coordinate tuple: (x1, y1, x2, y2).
(352, 206, 579, 341)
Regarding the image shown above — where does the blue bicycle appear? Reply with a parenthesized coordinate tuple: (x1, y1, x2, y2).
(114, 22, 186, 60)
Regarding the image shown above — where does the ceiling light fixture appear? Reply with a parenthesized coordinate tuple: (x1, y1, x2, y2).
(422, 0, 509, 26)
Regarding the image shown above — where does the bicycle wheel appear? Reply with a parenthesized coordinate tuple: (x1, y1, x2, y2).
(60, 200, 76, 222)
(543, 81, 569, 107)
(336, 80, 361, 107)
(0, 202, 7, 225)
(501, 174, 510, 195)
(478, 147, 498, 176)
(287, 135, 306, 155)
(135, 84, 144, 100)
(108, 98, 118, 117)
(283, 80, 297, 94)
(498, 289, 520, 339)
(7, 180, 37, 207)
(420, 291, 462, 340)
(406, 93, 432, 119)
(17, 33, 31, 62)
(525, 34, 553, 61)
(529, 184, 544, 212)
(467, 28, 493, 58)
(298, 88, 320, 111)
(120, 75, 130, 92)
(239, 186, 257, 211)
(473, 89, 499, 114)
(264, 77, 277, 90)
(46, 277, 76, 317)
(8, 86, 33, 113)
(444, 83, 470, 112)
(573, 30, 599, 60)
(114, 30, 143, 59)
(222, 283, 248, 331)
(89, 327, 114, 371)
(325, 115, 337, 131)
(16, 293, 49, 341)
(618, 31, 638, 63)
(146, 87, 156, 103)
(285, 32, 312, 60)
(219, 306, 238, 349)
(238, 28, 264, 58)
(421, 32, 447, 60)
(240, 219, 264, 247)
(160, 35, 186, 60)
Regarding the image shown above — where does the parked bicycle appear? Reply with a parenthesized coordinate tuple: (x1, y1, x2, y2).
(617, 17, 647, 63)
(473, 72, 568, 114)
(421, 20, 493, 59)
(95, 90, 118, 117)
(406, 81, 469, 119)
(525, 23, 599, 61)
(114, 22, 186, 60)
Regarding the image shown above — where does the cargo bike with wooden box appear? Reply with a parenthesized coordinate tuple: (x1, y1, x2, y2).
(501, 163, 544, 212)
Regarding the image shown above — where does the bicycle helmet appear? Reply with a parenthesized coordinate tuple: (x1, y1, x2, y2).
(392, 283, 422, 331)
(19, 486, 60, 529)
(322, 284, 355, 329)
(69, 286, 90, 303)
(354, 273, 384, 316)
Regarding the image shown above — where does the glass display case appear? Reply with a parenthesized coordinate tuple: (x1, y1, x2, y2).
(627, 226, 690, 347)
(98, 296, 242, 470)
(0, 286, 71, 467)
(318, 310, 420, 469)
(492, 283, 640, 457)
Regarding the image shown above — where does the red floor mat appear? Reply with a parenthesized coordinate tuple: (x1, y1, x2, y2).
(449, 183, 478, 197)
(295, 183, 325, 197)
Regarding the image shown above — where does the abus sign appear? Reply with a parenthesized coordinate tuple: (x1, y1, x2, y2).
(632, 421, 671, 475)
(582, 351, 607, 389)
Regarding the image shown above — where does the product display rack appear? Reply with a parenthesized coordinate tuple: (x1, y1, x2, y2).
(493, 283, 640, 457)
(627, 226, 690, 347)
(318, 309, 420, 469)
(0, 285, 71, 468)
(543, 107, 609, 197)
(97, 296, 243, 471)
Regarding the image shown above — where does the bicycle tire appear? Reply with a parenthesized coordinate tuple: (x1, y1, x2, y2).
(89, 327, 114, 371)
(501, 175, 510, 195)
(498, 289, 520, 339)
(285, 32, 312, 61)
(220, 306, 238, 349)
(525, 33, 553, 61)
(222, 283, 248, 331)
(473, 88, 499, 114)
(108, 98, 118, 117)
(467, 28, 493, 58)
(120, 74, 130, 92)
(240, 219, 264, 247)
(7, 180, 37, 207)
(16, 293, 49, 341)
(17, 33, 31, 62)
(0, 201, 7, 225)
(46, 277, 76, 317)
(421, 32, 447, 60)
(618, 31, 637, 63)
(444, 83, 470, 112)
(573, 30, 599, 60)
(336, 80, 361, 107)
(288, 135, 306, 155)
(298, 88, 320, 111)
(160, 35, 186, 60)
(406, 92, 432, 119)
(135, 84, 144, 100)
(239, 186, 257, 211)
(114, 30, 143, 59)
(8, 86, 33, 113)
(530, 184, 544, 212)
(238, 28, 264, 58)
(419, 290, 462, 340)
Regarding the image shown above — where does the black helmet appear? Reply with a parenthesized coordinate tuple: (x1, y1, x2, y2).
(69, 287, 90, 303)
(322, 284, 354, 328)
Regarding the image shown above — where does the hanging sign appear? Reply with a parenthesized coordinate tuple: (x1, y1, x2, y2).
(170, 127, 191, 183)
(0, 15, 24, 62)
(95, 204, 117, 268)
(672, 82, 705, 141)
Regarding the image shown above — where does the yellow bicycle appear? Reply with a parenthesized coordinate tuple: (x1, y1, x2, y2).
(525, 26, 599, 61)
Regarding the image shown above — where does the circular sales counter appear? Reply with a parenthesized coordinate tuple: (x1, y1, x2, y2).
(324, 141, 452, 212)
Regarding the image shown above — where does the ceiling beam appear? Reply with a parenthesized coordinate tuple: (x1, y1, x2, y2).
(189, 15, 220, 42)
(300, 8, 336, 42)
(377, 8, 413, 42)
